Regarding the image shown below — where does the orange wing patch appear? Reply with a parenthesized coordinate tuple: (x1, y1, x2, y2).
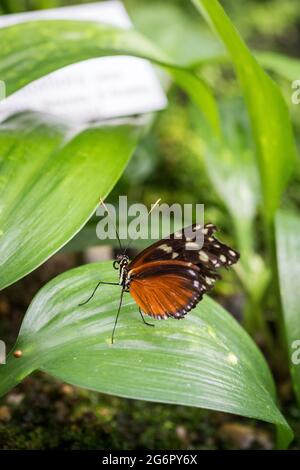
(129, 260, 204, 319)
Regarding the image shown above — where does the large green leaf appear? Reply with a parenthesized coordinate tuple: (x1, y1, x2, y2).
(192, 0, 297, 222)
(0, 112, 139, 290)
(0, 261, 292, 447)
(0, 19, 220, 135)
(276, 210, 300, 406)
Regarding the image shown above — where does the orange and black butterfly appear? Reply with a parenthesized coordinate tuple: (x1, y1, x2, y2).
(80, 223, 239, 343)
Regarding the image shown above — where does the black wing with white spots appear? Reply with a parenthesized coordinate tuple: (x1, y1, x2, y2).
(128, 223, 239, 295)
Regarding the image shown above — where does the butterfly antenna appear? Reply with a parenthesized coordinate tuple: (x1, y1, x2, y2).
(111, 288, 125, 344)
(99, 197, 123, 250)
(124, 198, 161, 255)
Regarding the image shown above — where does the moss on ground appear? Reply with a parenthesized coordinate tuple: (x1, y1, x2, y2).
(0, 372, 277, 450)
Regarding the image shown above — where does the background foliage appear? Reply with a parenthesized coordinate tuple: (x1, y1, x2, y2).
(0, 0, 300, 450)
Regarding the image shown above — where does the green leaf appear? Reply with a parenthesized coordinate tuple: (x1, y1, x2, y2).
(190, 98, 270, 311)
(192, 99, 259, 239)
(256, 51, 300, 83)
(128, 0, 224, 65)
(276, 210, 300, 407)
(191, 51, 300, 84)
(0, 19, 220, 135)
(0, 112, 139, 290)
(0, 261, 292, 448)
(191, 0, 297, 222)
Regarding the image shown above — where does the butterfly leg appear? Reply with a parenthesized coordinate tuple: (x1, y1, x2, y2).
(139, 308, 155, 327)
(79, 281, 119, 306)
(111, 288, 125, 344)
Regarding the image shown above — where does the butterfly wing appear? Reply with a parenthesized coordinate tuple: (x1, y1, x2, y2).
(128, 260, 205, 319)
(126, 224, 239, 319)
(128, 223, 239, 271)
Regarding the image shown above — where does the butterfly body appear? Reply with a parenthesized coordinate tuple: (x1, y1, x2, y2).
(114, 255, 130, 289)
(113, 223, 239, 321)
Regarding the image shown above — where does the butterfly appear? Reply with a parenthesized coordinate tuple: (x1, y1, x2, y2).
(79, 223, 239, 343)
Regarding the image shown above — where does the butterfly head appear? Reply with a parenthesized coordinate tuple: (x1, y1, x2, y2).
(113, 254, 129, 269)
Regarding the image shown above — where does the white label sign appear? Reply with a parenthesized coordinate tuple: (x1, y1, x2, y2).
(0, 1, 167, 123)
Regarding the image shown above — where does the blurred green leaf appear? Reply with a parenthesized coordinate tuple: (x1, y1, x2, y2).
(127, 0, 224, 64)
(0, 112, 140, 290)
(0, 19, 220, 134)
(192, 50, 300, 84)
(276, 210, 300, 407)
(256, 51, 300, 83)
(193, 99, 259, 230)
(0, 261, 292, 447)
(191, 99, 269, 304)
(192, 0, 297, 223)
